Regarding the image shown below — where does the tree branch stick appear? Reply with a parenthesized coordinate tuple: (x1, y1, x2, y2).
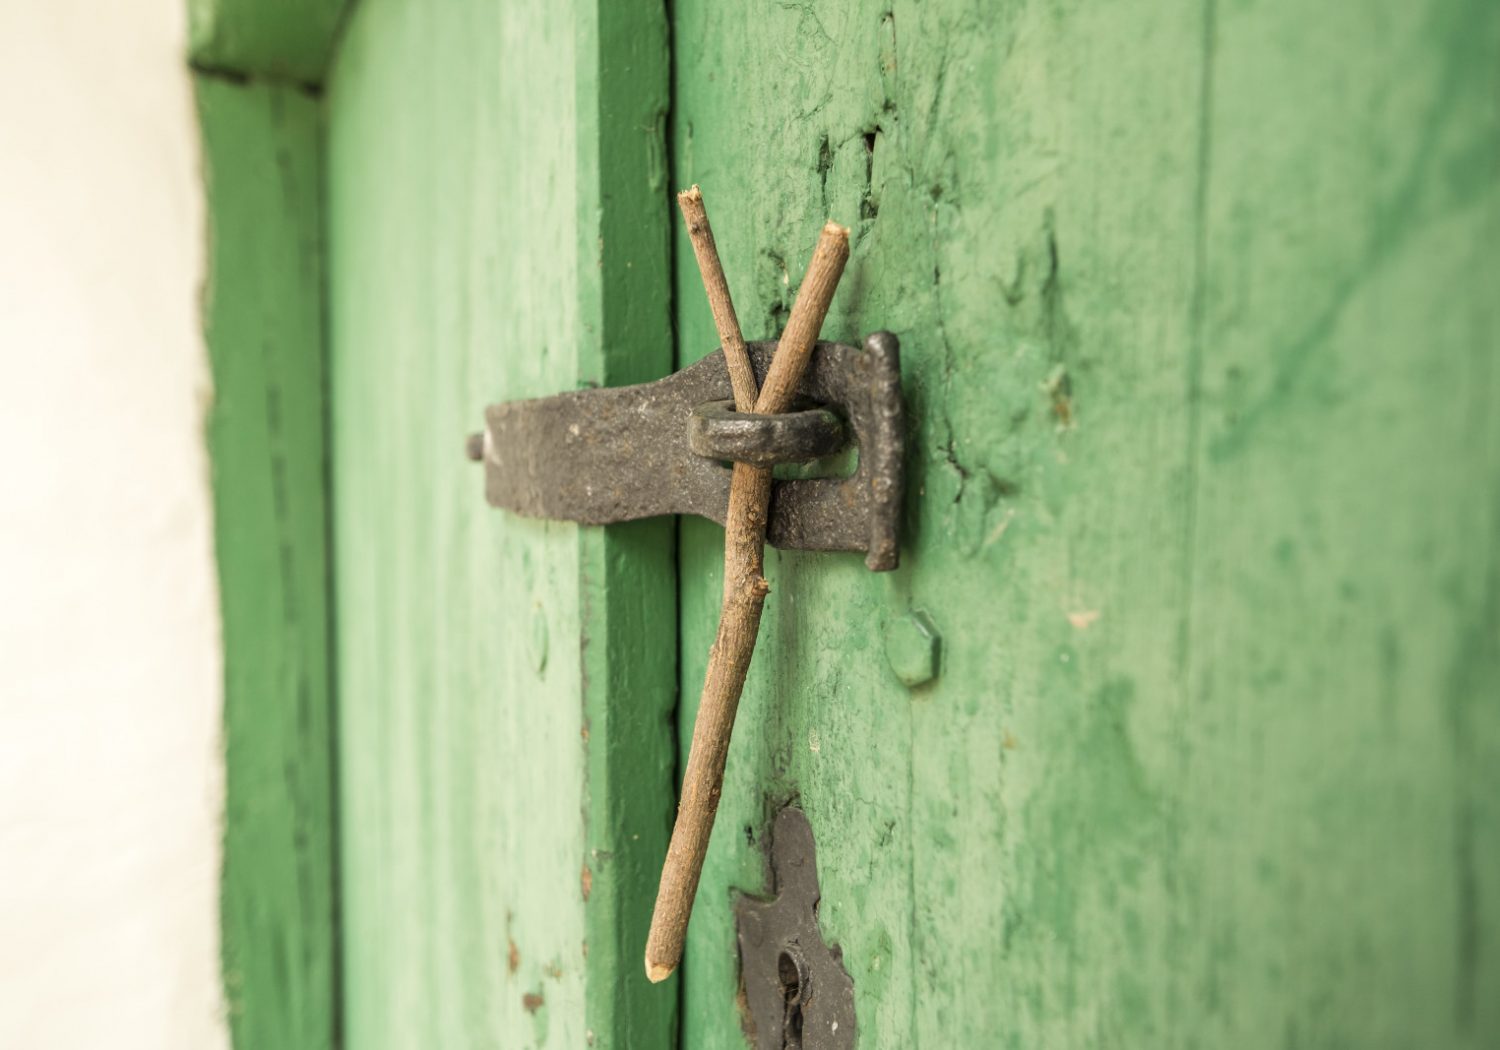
(677, 186, 758, 412)
(646, 220, 850, 983)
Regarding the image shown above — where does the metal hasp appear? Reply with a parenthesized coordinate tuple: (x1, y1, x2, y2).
(736, 807, 856, 1049)
(468, 333, 904, 570)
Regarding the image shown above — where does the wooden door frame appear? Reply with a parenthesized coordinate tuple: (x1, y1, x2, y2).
(192, 4, 344, 1047)
(191, 1, 679, 1046)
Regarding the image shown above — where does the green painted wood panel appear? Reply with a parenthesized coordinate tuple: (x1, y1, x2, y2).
(196, 78, 337, 1050)
(324, 2, 675, 1047)
(671, 1, 1500, 1047)
(189, 0, 347, 83)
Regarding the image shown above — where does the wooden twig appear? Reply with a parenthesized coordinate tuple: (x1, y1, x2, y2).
(677, 186, 758, 412)
(646, 215, 851, 983)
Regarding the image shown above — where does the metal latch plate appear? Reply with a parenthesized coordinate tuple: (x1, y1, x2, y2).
(736, 807, 856, 1049)
(473, 333, 903, 570)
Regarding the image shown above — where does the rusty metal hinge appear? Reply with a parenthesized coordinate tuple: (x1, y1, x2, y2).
(467, 333, 904, 570)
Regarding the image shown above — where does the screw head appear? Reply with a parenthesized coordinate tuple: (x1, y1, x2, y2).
(884, 610, 941, 688)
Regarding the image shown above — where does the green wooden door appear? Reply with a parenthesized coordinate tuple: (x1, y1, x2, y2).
(667, 0, 1499, 1047)
(324, 1, 677, 1046)
(322, 0, 1499, 1047)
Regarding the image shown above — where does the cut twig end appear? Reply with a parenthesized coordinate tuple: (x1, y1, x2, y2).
(646, 958, 675, 983)
(677, 187, 757, 411)
(822, 220, 851, 243)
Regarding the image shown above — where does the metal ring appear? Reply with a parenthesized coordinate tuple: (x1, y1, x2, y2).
(688, 399, 846, 467)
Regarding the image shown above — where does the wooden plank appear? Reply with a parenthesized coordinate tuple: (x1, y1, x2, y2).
(1177, 2, 1500, 1040)
(671, 0, 1499, 1045)
(196, 77, 337, 1050)
(574, 0, 681, 1037)
(323, 1, 675, 1046)
(188, 0, 347, 83)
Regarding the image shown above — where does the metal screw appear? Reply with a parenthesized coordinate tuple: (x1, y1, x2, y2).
(884, 610, 941, 688)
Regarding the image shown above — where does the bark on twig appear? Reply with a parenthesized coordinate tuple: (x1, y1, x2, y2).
(677, 186, 757, 412)
(646, 212, 851, 983)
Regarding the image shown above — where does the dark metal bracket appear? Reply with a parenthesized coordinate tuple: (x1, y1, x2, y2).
(736, 807, 856, 1050)
(468, 333, 903, 570)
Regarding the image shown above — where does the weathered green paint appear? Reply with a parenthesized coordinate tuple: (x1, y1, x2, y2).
(188, 0, 346, 83)
(196, 77, 337, 1050)
(672, 1, 1500, 1046)
(576, 2, 681, 1041)
(323, 1, 675, 1047)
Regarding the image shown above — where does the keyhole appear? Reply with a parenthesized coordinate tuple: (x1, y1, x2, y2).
(778, 950, 805, 1048)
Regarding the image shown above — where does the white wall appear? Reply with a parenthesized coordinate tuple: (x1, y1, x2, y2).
(0, 3, 228, 1048)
